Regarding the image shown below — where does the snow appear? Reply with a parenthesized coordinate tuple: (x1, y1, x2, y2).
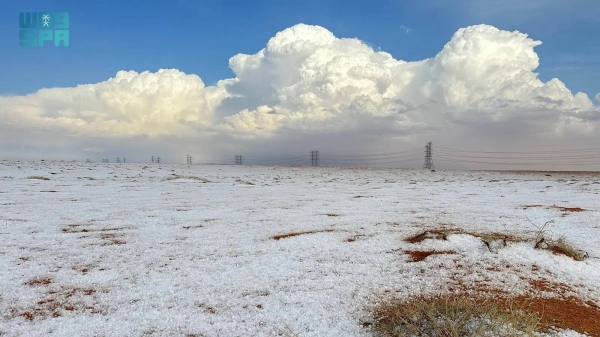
(1, 162, 599, 336)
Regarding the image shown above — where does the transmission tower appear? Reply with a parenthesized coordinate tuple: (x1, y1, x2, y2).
(116, 157, 121, 163)
(423, 142, 434, 170)
(311, 151, 320, 167)
(157, 156, 161, 164)
(151, 156, 155, 163)
(235, 155, 243, 165)
(186, 154, 193, 165)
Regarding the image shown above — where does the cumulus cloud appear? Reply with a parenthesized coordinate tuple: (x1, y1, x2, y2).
(596, 92, 600, 103)
(0, 69, 229, 137)
(217, 24, 596, 134)
(0, 23, 599, 162)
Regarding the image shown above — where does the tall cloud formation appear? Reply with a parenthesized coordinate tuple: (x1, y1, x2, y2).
(0, 24, 598, 162)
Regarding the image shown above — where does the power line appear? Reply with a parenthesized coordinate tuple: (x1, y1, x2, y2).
(319, 153, 422, 162)
(435, 152, 600, 161)
(436, 157, 600, 166)
(320, 157, 422, 166)
(325, 148, 422, 158)
(437, 146, 600, 154)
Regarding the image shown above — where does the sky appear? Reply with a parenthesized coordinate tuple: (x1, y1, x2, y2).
(1, 0, 599, 169)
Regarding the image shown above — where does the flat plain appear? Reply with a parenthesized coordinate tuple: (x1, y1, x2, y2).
(1, 162, 599, 336)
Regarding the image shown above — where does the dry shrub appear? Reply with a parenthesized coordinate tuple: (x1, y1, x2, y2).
(531, 220, 587, 261)
(404, 229, 525, 249)
(373, 295, 542, 337)
(26, 176, 50, 180)
(535, 237, 587, 261)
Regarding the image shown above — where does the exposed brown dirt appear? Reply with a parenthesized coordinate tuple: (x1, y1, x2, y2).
(15, 286, 100, 321)
(551, 205, 586, 212)
(528, 279, 572, 294)
(62, 226, 128, 234)
(373, 291, 600, 337)
(462, 270, 599, 335)
(272, 230, 336, 240)
(515, 295, 600, 336)
(405, 229, 451, 243)
(522, 204, 586, 212)
(522, 204, 544, 209)
(404, 250, 456, 262)
(101, 239, 126, 246)
(25, 277, 52, 286)
(346, 234, 365, 242)
(405, 228, 525, 245)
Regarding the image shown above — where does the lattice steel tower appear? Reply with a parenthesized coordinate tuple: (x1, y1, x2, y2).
(310, 151, 320, 167)
(423, 142, 434, 170)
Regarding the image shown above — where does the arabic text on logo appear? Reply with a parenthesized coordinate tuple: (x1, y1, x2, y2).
(19, 12, 69, 47)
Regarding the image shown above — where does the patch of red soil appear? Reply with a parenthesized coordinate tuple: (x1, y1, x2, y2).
(15, 287, 101, 321)
(528, 279, 572, 294)
(25, 277, 52, 286)
(551, 205, 585, 212)
(405, 250, 456, 262)
(405, 230, 449, 243)
(272, 230, 335, 240)
(522, 204, 544, 209)
(515, 295, 600, 336)
(450, 269, 600, 336)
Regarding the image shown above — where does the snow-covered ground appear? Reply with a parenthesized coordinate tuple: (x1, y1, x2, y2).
(1, 161, 599, 336)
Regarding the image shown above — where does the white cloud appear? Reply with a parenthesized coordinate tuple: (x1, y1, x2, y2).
(596, 92, 600, 102)
(399, 25, 412, 33)
(0, 23, 598, 160)
(0, 69, 229, 137)
(218, 24, 596, 133)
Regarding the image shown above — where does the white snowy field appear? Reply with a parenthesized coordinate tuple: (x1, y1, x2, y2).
(0, 161, 599, 337)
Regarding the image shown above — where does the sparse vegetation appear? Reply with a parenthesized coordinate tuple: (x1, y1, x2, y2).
(26, 176, 50, 180)
(535, 236, 588, 261)
(235, 178, 255, 185)
(404, 250, 456, 262)
(551, 205, 585, 212)
(163, 175, 210, 183)
(372, 295, 542, 337)
(272, 229, 336, 240)
(404, 224, 588, 261)
(530, 219, 588, 261)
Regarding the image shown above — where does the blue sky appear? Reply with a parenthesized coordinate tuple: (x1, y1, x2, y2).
(1, 0, 599, 98)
